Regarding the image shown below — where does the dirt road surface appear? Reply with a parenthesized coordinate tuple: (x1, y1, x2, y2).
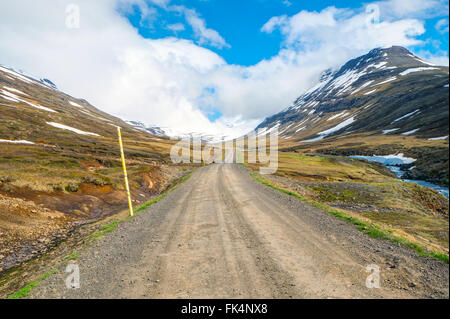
(29, 164, 449, 298)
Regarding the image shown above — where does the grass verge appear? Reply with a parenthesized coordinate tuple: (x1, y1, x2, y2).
(7, 268, 58, 299)
(88, 221, 120, 242)
(64, 252, 79, 261)
(5, 170, 194, 299)
(250, 172, 449, 264)
(135, 194, 167, 213)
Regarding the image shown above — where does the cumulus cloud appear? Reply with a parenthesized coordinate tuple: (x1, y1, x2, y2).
(261, 6, 425, 49)
(0, 0, 446, 139)
(0, 0, 239, 138)
(170, 5, 230, 49)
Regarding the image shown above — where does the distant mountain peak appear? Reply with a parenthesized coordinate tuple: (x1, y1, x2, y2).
(255, 46, 448, 141)
(125, 120, 168, 138)
(0, 64, 58, 90)
(338, 46, 435, 77)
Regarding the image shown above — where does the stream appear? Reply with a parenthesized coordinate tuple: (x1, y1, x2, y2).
(349, 154, 449, 199)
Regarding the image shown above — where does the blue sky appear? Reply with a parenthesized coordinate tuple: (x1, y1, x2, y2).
(125, 0, 449, 67)
(1, 0, 448, 137)
(121, 0, 449, 123)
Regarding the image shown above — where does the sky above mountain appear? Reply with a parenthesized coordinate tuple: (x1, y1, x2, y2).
(0, 0, 448, 139)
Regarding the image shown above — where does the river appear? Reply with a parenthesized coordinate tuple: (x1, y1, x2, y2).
(349, 154, 449, 199)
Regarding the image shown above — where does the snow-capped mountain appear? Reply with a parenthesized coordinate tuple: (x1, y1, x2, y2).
(0, 65, 59, 90)
(125, 120, 168, 137)
(256, 46, 449, 142)
(0, 64, 172, 145)
(126, 120, 239, 143)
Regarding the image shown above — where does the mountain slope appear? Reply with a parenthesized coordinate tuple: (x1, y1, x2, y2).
(255, 46, 449, 185)
(257, 46, 448, 140)
(0, 64, 187, 272)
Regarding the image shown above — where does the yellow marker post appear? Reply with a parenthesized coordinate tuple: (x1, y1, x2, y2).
(117, 126, 134, 217)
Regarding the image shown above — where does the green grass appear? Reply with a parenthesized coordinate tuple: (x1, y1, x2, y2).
(251, 172, 307, 200)
(89, 221, 120, 242)
(393, 237, 449, 263)
(135, 193, 167, 213)
(180, 171, 193, 184)
(250, 172, 449, 264)
(65, 252, 79, 260)
(7, 268, 58, 299)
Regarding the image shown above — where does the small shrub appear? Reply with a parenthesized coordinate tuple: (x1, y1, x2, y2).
(65, 182, 78, 192)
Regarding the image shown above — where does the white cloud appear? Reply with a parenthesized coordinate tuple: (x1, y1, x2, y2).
(170, 5, 230, 49)
(413, 49, 449, 66)
(116, 0, 159, 27)
(373, 0, 448, 19)
(435, 18, 449, 34)
(261, 15, 289, 33)
(0, 0, 445, 140)
(166, 23, 185, 32)
(261, 6, 425, 49)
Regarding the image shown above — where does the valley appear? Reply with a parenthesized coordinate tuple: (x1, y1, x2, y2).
(0, 45, 448, 299)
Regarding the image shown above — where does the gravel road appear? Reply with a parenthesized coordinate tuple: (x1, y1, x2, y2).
(29, 164, 449, 298)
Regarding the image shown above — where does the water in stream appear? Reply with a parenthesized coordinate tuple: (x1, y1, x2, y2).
(349, 154, 449, 199)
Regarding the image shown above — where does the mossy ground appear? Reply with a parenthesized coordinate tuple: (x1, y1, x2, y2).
(247, 151, 449, 260)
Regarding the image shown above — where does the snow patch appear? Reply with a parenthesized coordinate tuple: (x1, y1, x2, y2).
(428, 135, 448, 141)
(364, 89, 377, 95)
(401, 128, 419, 136)
(414, 57, 435, 66)
(69, 101, 83, 108)
(300, 136, 325, 143)
(1, 89, 56, 113)
(318, 117, 355, 136)
(0, 139, 35, 145)
(382, 128, 399, 134)
(365, 61, 387, 71)
(46, 122, 100, 136)
(373, 77, 396, 86)
(327, 111, 348, 121)
(391, 109, 420, 123)
(3, 86, 27, 96)
(352, 80, 374, 94)
(399, 67, 439, 76)
(0, 94, 19, 103)
(300, 117, 355, 142)
(330, 69, 367, 94)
